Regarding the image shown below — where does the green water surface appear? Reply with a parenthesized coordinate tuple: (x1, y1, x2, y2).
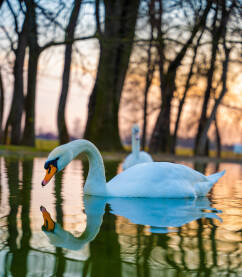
(0, 157, 241, 276)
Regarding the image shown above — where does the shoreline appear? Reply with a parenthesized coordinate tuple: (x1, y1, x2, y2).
(0, 147, 241, 164)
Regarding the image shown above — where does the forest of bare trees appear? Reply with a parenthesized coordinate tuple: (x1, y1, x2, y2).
(0, 0, 241, 156)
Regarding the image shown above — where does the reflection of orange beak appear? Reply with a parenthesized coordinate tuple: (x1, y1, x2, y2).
(40, 206, 55, 232)
(42, 165, 57, 186)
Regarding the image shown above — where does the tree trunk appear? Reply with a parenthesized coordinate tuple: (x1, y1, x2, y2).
(149, 0, 212, 153)
(194, 0, 232, 155)
(141, 26, 155, 150)
(196, 44, 231, 155)
(4, 18, 28, 145)
(0, 68, 4, 143)
(21, 0, 39, 146)
(214, 116, 221, 158)
(57, 0, 82, 144)
(171, 30, 204, 154)
(84, 0, 140, 151)
(195, 0, 232, 156)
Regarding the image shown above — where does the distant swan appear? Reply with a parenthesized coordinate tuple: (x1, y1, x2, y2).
(123, 124, 153, 170)
(41, 139, 225, 198)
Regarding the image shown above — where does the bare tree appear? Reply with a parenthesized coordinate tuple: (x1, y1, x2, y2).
(171, 29, 205, 154)
(21, 0, 39, 146)
(141, 0, 156, 150)
(57, 0, 82, 145)
(194, 0, 236, 156)
(196, 36, 232, 155)
(3, 1, 28, 145)
(149, 0, 212, 153)
(84, 0, 140, 150)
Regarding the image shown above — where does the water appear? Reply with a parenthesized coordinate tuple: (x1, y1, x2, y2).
(0, 156, 241, 276)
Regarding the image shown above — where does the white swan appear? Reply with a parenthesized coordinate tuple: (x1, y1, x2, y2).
(41, 196, 221, 249)
(123, 124, 153, 170)
(41, 139, 225, 198)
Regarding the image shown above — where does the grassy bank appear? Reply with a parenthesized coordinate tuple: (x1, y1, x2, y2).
(0, 139, 241, 164)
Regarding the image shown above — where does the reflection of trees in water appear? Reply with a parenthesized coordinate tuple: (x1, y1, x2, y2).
(2, 157, 240, 276)
(197, 218, 210, 275)
(119, 217, 223, 276)
(5, 158, 33, 277)
(85, 160, 122, 276)
(89, 205, 122, 277)
(142, 230, 154, 277)
(5, 158, 20, 252)
(54, 171, 66, 277)
(135, 225, 143, 277)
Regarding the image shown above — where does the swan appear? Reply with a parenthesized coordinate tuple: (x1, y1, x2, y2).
(40, 196, 222, 250)
(41, 139, 225, 198)
(123, 124, 153, 170)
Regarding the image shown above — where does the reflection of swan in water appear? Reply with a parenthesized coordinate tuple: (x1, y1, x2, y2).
(42, 139, 225, 198)
(40, 196, 106, 250)
(41, 196, 222, 250)
(108, 197, 222, 233)
(123, 124, 153, 170)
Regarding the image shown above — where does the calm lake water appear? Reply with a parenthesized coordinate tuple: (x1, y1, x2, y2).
(0, 156, 241, 276)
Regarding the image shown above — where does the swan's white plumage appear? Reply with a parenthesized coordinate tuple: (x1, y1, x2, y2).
(106, 162, 225, 198)
(123, 124, 153, 170)
(44, 139, 225, 198)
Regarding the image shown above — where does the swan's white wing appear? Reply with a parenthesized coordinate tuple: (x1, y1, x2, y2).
(107, 162, 206, 197)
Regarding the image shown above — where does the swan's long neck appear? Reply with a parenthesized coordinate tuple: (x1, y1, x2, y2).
(68, 140, 107, 195)
(132, 132, 140, 159)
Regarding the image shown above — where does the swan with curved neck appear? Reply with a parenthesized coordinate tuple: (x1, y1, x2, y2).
(42, 139, 225, 198)
(123, 124, 153, 170)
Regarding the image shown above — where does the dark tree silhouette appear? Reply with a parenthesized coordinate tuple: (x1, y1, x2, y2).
(57, 0, 82, 144)
(21, 0, 39, 146)
(84, 0, 140, 150)
(171, 29, 205, 154)
(149, 0, 212, 153)
(194, 0, 235, 156)
(89, 205, 122, 277)
(3, 4, 27, 145)
(141, 1, 156, 150)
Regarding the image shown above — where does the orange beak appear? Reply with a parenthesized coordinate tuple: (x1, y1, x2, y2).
(42, 165, 57, 186)
(40, 206, 55, 232)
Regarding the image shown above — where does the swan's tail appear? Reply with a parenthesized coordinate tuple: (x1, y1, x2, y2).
(207, 170, 226, 183)
(195, 170, 225, 197)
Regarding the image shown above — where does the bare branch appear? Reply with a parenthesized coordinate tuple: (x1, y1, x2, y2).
(95, 0, 102, 35)
(35, 2, 66, 31)
(40, 34, 97, 52)
(6, 0, 19, 34)
(0, 26, 15, 52)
